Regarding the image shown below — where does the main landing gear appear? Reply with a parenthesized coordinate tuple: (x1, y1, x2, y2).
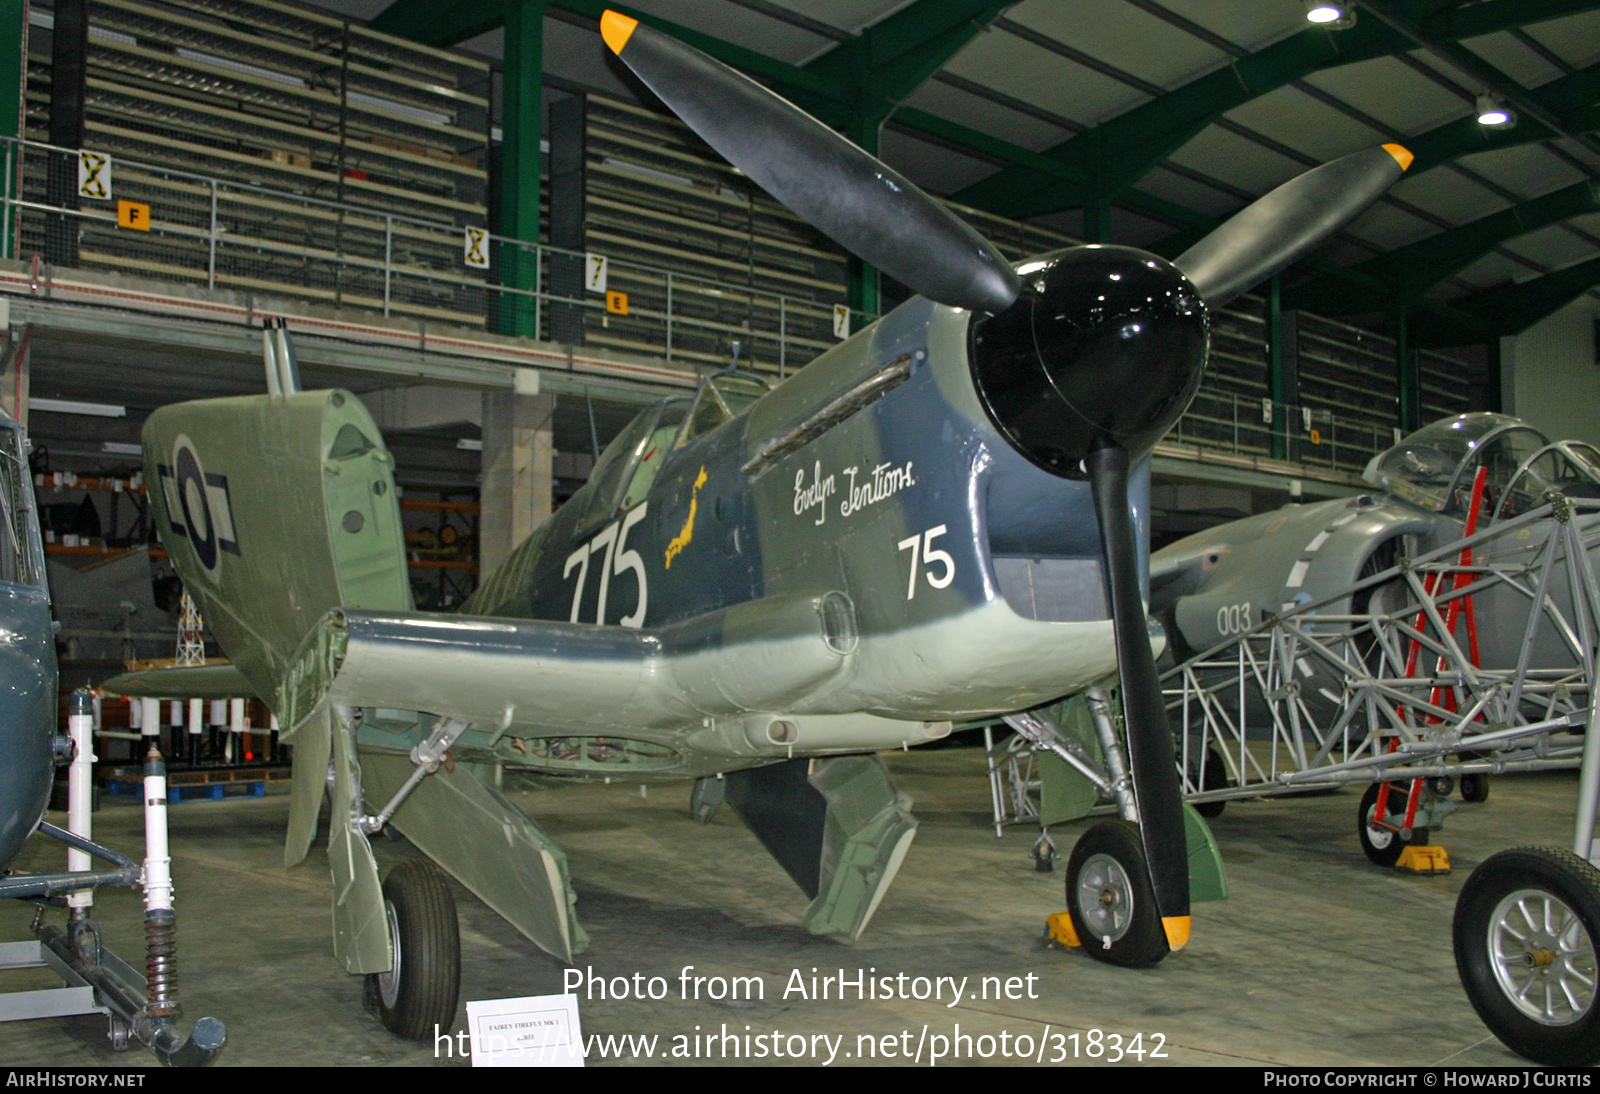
(365, 860, 461, 1040)
(1453, 846, 1600, 1067)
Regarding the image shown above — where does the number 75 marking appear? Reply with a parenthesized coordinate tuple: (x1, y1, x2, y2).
(897, 524, 955, 599)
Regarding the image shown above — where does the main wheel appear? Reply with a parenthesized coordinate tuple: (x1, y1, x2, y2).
(1194, 747, 1229, 819)
(1358, 781, 1426, 867)
(1453, 846, 1600, 1066)
(366, 859, 461, 1040)
(1066, 819, 1170, 968)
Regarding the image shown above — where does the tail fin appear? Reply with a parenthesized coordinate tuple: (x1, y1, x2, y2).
(143, 390, 411, 701)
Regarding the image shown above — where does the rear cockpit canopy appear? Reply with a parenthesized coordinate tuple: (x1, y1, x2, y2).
(581, 369, 769, 528)
(1496, 440, 1600, 520)
(1364, 413, 1548, 516)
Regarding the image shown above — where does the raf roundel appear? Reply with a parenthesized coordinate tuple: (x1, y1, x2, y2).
(156, 435, 240, 576)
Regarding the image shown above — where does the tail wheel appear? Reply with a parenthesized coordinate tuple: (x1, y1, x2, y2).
(1066, 819, 1170, 968)
(1454, 846, 1600, 1066)
(1358, 781, 1426, 867)
(1460, 773, 1490, 803)
(366, 859, 461, 1040)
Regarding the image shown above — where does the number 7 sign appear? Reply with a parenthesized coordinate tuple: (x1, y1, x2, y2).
(585, 253, 608, 294)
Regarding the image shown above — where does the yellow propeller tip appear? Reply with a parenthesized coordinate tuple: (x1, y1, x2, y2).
(1383, 143, 1414, 171)
(601, 10, 638, 54)
(1161, 915, 1192, 950)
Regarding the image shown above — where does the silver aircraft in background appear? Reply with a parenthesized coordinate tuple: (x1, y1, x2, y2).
(1151, 412, 1600, 676)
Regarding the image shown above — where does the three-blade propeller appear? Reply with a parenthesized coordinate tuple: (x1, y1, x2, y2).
(602, 7, 1409, 953)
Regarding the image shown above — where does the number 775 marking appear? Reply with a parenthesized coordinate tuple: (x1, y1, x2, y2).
(897, 524, 956, 600)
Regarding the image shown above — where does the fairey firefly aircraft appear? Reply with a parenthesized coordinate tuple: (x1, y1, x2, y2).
(106, 11, 1412, 1040)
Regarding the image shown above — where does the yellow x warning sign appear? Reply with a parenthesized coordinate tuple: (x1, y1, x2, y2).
(463, 226, 489, 269)
(77, 151, 112, 200)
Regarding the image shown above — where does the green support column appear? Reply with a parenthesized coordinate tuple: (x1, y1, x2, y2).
(843, 111, 880, 327)
(1266, 277, 1286, 460)
(498, 1, 544, 338)
(1082, 196, 1113, 244)
(842, 40, 878, 329)
(0, 0, 22, 259)
(1484, 337, 1502, 414)
(1395, 306, 1420, 434)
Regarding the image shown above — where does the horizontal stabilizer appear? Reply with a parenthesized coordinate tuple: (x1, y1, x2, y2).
(101, 663, 258, 701)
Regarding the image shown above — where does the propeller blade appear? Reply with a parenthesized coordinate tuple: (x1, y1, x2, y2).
(1085, 441, 1190, 951)
(600, 10, 1020, 315)
(1174, 144, 1412, 309)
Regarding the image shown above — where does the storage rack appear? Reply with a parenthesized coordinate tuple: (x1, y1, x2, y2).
(23, 0, 490, 320)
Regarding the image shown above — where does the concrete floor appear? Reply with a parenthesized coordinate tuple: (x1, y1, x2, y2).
(0, 746, 1581, 1067)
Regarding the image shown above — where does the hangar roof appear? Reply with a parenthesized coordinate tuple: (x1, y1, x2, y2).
(329, 0, 1600, 325)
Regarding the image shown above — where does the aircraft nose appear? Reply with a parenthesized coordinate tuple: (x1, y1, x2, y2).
(969, 245, 1209, 477)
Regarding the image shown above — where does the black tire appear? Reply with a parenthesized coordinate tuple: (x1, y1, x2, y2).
(1461, 773, 1490, 803)
(1358, 781, 1426, 868)
(365, 859, 461, 1040)
(1195, 747, 1229, 819)
(1066, 819, 1170, 968)
(1453, 846, 1600, 1066)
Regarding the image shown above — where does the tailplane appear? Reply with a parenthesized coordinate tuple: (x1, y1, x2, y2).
(141, 389, 411, 702)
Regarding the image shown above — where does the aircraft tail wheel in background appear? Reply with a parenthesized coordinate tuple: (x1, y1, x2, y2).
(1358, 781, 1426, 868)
(1453, 846, 1600, 1066)
(1461, 773, 1490, 803)
(1195, 747, 1230, 819)
(366, 859, 461, 1040)
(1066, 819, 1171, 968)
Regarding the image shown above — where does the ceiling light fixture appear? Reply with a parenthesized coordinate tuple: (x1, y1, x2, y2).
(31, 398, 126, 417)
(1304, 1, 1356, 29)
(1475, 94, 1517, 129)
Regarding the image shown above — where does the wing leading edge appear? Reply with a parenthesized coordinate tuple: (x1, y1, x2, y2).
(273, 591, 870, 748)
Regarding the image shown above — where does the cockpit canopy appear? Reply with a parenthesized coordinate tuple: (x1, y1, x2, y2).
(580, 369, 770, 529)
(1496, 439, 1600, 520)
(1364, 413, 1549, 515)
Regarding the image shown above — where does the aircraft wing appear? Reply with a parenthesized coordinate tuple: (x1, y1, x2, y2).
(102, 663, 259, 701)
(273, 595, 854, 740)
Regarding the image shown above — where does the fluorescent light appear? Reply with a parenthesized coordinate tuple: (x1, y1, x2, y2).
(175, 48, 307, 88)
(102, 442, 142, 456)
(32, 398, 126, 418)
(602, 157, 693, 189)
(456, 438, 483, 451)
(347, 91, 451, 127)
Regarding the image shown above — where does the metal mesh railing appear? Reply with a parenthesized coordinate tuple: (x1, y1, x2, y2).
(1, 136, 871, 380)
(1169, 389, 1395, 477)
(2, 136, 1421, 477)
